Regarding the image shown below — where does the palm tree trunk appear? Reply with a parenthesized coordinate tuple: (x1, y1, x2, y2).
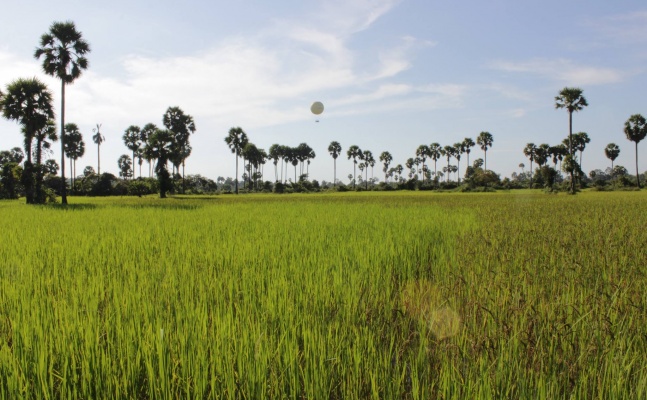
(235, 150, 239, 194)
(636, 142, 641, 188)
(568, 111, 574, 193)
(60, 81, 68, 204)
(529, 161, 533, 189)
(334, 158, 337, 187)
(97, 143, 101, 175)
(70, 157, 74, 192)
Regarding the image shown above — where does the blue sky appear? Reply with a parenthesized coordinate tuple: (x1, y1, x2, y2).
(1, 0, 646, 182)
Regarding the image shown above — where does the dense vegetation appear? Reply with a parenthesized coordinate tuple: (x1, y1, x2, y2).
(1, 191, 645, 398)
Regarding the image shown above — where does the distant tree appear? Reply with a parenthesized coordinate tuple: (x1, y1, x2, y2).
(326, 141, 341, 187)
(117, 154, 133, 179)
(35, 21, 91, 204)
(555, 87, 588, 193)
(146, 128, 174, 197)
(224, 127, 248, 194)
(363, 150, 374, 189)
(163, 106, 196, 193)
(122, 125, 141, 179)
(0, 77, 55, 203)
(442, 145, 455, 182)
(624, 114, 647, 188)
(462, 137, 475, 166)
(604, 143, 620, 170)
(429, 143, 442, 183)
(523, 143, 537, 188)
(44, 159, 59, 175)
(269, 144, 281, 182)
(416, 145, 430, 183)
(379, 151, 393, 183)
(519, 163, 525, 174)
(0, 147, 24, 166)
(346, 145, 361, 188)
(64, 123, 85, 190)
(453, 142, 464, 183)
(476, 131, 494, 171)
(32, 119, 58, 202)
(573, 132, 590, 171)
(92, 124, 105, 175)
(140, 123, 157, 177)
(83, 166, 95, 177)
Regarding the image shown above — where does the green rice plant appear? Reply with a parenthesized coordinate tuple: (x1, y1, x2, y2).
(0, 191, 645, 398)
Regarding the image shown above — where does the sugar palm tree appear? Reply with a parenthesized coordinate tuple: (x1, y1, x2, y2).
(140, 123, 157, 177)
(604, 143, 620, 170)
(64, 123, 85, 191)
(379, 151, 393, 183)
(92, 124, 105, 175)
(0, 77, 55, 203)
(35, 21, 91, 204)
(415, 145, 430, 184)
(346, 145, 361, 188)
(328, 141, 342, 187)
(32, 119, 58, 202)
(429, 143, 441, 184)
(122, 125, 141, 179)
(624, 114, 647, 188)
(269, 144, 281, 182)
(555, 87, 588, 193)
(476, 131, 493, 171)
(224, 127, 248, 194)
(462, 137, 475, 166)
(453, 142, 464, 183)
(523, 143, 537, 188)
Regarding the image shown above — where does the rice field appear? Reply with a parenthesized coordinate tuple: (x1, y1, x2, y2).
(0, 191, 646, 399)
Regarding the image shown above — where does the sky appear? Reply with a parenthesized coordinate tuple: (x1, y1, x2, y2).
(1, 0, 646, 183)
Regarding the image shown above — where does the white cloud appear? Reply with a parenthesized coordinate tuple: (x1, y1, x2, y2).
(490, 58, 625, 86)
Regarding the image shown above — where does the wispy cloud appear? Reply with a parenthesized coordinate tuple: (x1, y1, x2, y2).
(489, 58, 625, 86)
(587, 10, 647, 44)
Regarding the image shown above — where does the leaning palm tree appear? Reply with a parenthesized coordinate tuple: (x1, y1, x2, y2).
(476, 131, 494, 171)
(92, 124, 105, 174)
(346, 145, 361, 188)
(327, 141, 342, 187)
(0, 77, 55, 204)
(555, 87, 588, 193)
(224, 126, 248, 194)
(624, 114, 647, 188)
(35, 21, 91, 204)
(604, 143, 620, 171)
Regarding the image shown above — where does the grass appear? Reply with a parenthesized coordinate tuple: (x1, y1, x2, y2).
(0, 191, 646, 398)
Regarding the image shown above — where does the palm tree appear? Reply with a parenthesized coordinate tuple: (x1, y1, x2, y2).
(429, 143, 441, 184)
(523, 143, 537, 188)
(363, 150, 374, 189)
(624, 114, 647, 188)
(122, 125, 141, 179)
(327, 141, 342, 187)
(604, 143, 620, 170)
(453, 142, 464, 183)
(32, 119, 58, 202)
(224, 127, 248, 194)
(117, 154, 133, 179)
(64, 123, 85, 191)
(35, 21, 91, 204)
(146, 128, 174, 197)
(0, 77, 55, 204)
(462, 137, 475, 166)
(269, 144, 281, 182)
(555, 87, 588, 193)
(346, 145, 361, 188)
(92, 124, 105, 175)
(443, 145, 455, 182)
(415, 145, 430, 184)
(379, 151, 393, 183)
(140, 123, 157, 177)
(476, 132, 494, 171)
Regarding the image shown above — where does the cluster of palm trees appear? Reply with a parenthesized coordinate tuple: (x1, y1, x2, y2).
(224, 127, 316, 194)
(0, 21, 89, 204)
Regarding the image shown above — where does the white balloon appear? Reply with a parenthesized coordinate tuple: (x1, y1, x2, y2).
(311, 101, 324, 115)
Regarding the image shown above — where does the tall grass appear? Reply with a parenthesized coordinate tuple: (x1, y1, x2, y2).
(0, 191, 645, 398)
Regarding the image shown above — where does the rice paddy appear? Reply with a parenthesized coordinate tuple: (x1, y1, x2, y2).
(0, 191, 646, 399)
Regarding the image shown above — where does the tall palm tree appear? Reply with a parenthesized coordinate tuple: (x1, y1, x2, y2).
(379, 151, 393, 183)
(523, 143, 537, 188)
(64, 123, 84, 191)
(604, 143, 620, 171)
(328, 141, 342, 187)
(416, 145, 430, 183)
(476, 131, 494, 171)
(346, 145, 361, 188)
(35, 21, 91, 204)
(624, 114, 647, 188)
(32, 119, 58, 203)
(224, 127, 248, 194)
(122, 125, 141, 179)
(429, 143, 441, 184)
(453, 142, 464, 183)
(140, 123, 157, 177)
(462, 137, 475, 166)
(269, 144, 281, 182)
(0, 77, 55, 204)
(92, 124, 105, 175)
(443, 145, 455, 182)
(555, 87, 588, 193)
(146, 128, 174, 198)
(572, 132, 590, 173)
